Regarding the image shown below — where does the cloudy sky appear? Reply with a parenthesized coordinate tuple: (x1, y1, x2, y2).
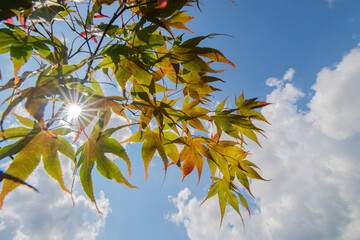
(1, 0, 360, 239)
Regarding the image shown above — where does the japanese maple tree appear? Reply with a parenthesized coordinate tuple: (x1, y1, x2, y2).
(0, 0, 269, 225)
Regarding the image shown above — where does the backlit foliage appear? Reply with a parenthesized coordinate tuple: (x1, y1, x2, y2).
(0, 0, 269, 225)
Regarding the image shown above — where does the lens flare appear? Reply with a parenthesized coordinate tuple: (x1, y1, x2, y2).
(66, 103, 83, 120)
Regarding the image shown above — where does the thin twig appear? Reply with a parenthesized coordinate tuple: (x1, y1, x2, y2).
(82, 3, 126, 83)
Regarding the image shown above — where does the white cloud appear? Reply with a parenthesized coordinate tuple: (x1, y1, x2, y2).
(307, 46, 360, 140)
(0, 78, 136, 238)
(266, 67, 295, 87)
(283, 67, 295, 81)
(106, 114, 132, 143)
(0, 156, 111, 240)
(166, 47, 360, 240)
(0, 71, 134, 238)
(13, 104, 30, 118)
(166, 188, 245, 240)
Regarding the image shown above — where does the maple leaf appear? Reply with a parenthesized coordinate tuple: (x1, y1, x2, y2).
(0, 0, 268, 227)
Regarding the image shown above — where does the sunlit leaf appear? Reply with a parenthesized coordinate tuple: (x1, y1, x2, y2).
(10, 45, 33, 85)
(141, 137, 157, 180)
(0, 133, 42, 208)
(0, 170, 38, 192)
(42, 133, 71, 194)
(0, 0, 270, 226)
(99, 137, 132, 177)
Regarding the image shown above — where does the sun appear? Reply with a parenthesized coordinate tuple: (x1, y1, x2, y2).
(65, 103, 83, 121)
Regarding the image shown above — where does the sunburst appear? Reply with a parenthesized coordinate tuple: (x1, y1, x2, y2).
(65, 103, 83, 121)
(57, 85, 97, 129)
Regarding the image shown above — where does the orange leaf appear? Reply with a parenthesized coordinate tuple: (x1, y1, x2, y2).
(181, 145, 194, 180)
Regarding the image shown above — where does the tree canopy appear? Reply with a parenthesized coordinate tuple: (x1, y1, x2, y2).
(0, 0, 269, 225)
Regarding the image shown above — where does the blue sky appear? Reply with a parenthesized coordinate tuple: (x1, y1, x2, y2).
(1, 0, 360, 239)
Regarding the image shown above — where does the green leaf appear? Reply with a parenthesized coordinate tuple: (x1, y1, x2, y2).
(96, 153, 136, 189)
(41, 133, 71, 194)
(102, 123, 135, 139)
(216, 98, 227, 112)
(201, 182, 218, 205)
(115, 59, 133, 89)
(10, 45, 33, 85)
(123, 130, 146, 143)
(99, 137, 131, 177)
(237, 192, 250, 216)
(224, 186, 240, 215)
(239, 127, 261, 146)
(152, 131, 169, 176)
(25, 97, 48, 121)
(0, 133, 43, 208)
(244, 166, 267, 181)
(218, 184, 227, 227)
(208, 146, 231, 182)
(0, 0, 270, 225)
(207, 159, 217, 180)
(1, 127, 33, 140)
(0, 170, 38, 192)
(32, 40, 57, 64)
(90, 77, 105, 96)
(134, 26, 165, 50)
(79, 145, 98, 210)
(29, 5, 65, 22)
(141, 138, 157, 181)
(163, 142, 179, 164)
(189, 47, 236, 69)
(57, 136, 76, 160)
(0, 28, 15, 45)
(66, 82, 95, 95)
(236, 170, 253, 197)
(162, 12, 194, 32)
(50, 128, 74, 136)
(181, 56, 223, 73)
(78, 136, 135, 212)
(180, 34, 221, 48)
(11, 113, 36, 128)
(0, 126, 40, 161)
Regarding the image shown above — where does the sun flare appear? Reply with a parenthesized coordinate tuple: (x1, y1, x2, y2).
(66, 103, 83, 120)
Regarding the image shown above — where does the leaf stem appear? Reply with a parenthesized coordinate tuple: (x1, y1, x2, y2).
(82, 3, 127, 84)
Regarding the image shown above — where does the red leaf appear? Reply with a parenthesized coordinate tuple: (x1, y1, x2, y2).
(158, 0, 168, 8)
(6, 18, 13, 24)
(80, 32, 97, 43)
(94, 14, 109, 18)
(20, 17, 27, 29)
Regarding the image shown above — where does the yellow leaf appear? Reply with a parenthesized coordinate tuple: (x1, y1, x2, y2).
(0, 134, 42, 208)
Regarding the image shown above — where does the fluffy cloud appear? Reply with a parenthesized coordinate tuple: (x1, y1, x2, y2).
(266, 67, 295, 87)
(0, 157, 111, 240)
(307, 45, 360, 140)
(0, 72, 135, 239)
(166, 188, 245, 240)
(166, 46, 360, 240)
(0, 74, 133, 239)
(106, 114, 133, 143)
(283, 67, 295, 81)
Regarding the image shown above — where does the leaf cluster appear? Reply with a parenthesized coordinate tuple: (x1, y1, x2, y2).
(0, 0, 269, 224)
